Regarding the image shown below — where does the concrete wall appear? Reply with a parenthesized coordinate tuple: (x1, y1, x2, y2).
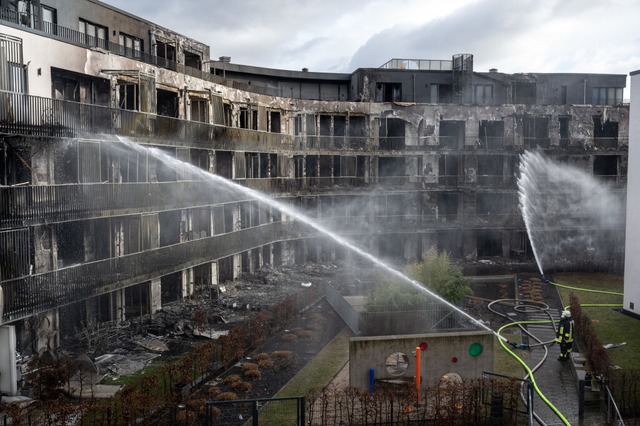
(349, 330, 494, 389)
(624, 70, 640, 315)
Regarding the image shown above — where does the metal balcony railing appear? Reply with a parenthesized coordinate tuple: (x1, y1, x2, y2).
(379, 58, 453, 71)
(1, 221, 304, 323)
(0, 8, 223, 84)
(0, 182, 256, 230)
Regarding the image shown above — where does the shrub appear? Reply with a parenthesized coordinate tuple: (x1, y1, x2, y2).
(258, 359, 274, 369)
(271, 351, 294, 371)
(253, 353, 270, 361)
(244, 369, 262, 380)
(216, 392, 238, 401)
(294, 329, 314, 340)
(281, 333, 298, 342)
(208, 386, 221, 397)
(231, 381, 253, 392)
(221, 374, 241, 385)
(271, 351, 293, 360)
(242, 363, 259, 372)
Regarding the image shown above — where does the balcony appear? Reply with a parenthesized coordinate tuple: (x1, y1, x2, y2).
(0, 182, 253, 229)
(0, 221, 305, 323)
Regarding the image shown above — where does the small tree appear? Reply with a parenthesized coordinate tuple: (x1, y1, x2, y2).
(405, 247, 472, 304)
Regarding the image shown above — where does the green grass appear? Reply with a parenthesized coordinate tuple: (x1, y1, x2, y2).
(553, 273, 640, 370)
(493, 328, 531, 378)
(274, 326, 352, 397)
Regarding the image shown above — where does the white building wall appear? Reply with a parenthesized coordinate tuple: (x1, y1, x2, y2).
(624, 70, 640, 314)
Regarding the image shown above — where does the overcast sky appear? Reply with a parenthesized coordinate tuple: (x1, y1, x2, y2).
(101, 0, 639, 79)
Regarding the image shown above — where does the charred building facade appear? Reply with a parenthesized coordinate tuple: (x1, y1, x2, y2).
(0, 0, 628, 391)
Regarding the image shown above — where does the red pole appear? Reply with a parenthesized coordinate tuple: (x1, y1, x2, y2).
(415, 347, 421, 405)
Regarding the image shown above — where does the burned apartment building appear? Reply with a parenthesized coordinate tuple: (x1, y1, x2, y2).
(0, 0, 629, 384)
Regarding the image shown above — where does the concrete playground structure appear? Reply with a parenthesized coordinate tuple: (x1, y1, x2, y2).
(349, 330, 494, 389)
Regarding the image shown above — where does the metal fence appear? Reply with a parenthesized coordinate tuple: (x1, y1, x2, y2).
(205, 396, 305, 426)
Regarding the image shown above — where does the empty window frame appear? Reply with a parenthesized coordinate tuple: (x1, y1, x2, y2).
(592, 87, 623, 106)
(79, 18, 108, 49)
(118, 83, 139, 110)
(348, 115, 366, 149)
(477, 155, 504, 186)
(377, 82, 402, 102)
(439, 120, 465, 149)
(380, 118, 405, 150)
(478, 120, 505, 149)
(593, 116, 619, 149)
(431, 84, 453, 104)
(473, 84, 493, 105)
(593, 155, 618, 183)
(522, 116, 549, 149)
(559, 116, 571, 148)
(223, 103, 232, 127)
(184, 51, 202, 70)
(477, 230, 502, 257)
(239, 107, 250, 129)
(156, 40, 176, 70)
(269, 110, 281, 133)
(119, 32, 143, 58)
(513, 82, 536, 105)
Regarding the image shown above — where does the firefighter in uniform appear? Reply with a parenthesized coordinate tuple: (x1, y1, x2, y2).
(555, 309, 574, 361)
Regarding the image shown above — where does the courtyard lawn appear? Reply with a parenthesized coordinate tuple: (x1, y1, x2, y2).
(553, 273, 640, 370)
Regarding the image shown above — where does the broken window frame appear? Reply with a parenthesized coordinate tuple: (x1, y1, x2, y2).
(155, 39, 177, 70)
(522, 116, 549, 149)
(268, 110, 281, 133)
(118, 82, 139, 111)
(184, 50, 202, 70)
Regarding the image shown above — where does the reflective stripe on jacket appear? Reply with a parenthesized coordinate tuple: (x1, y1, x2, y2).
(557, 318, 574, 343)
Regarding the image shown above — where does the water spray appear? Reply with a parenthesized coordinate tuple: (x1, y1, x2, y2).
(114, 137, 500, 338)
(517, 150, 625, 277)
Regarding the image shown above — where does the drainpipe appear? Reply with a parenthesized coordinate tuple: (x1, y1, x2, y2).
(583, 79, 587, 104)
(412, 74, 416, 102)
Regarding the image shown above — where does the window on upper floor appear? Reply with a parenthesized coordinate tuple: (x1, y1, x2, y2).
(15, 0, 34, 27)
(376, 82, 402, 102)
(473, 84, 493, 105)
(430, 84, 453, 104)
(184, 51, 202, 70)
(522, 116, 549, 149)
(118, 83, 138, 111)
(119, 32, 143, 58)
(41, 5, 57, 34)
(79, 18, 108, 49)
(190, 97, 208, 123)
(223, 103, 232, 127)
(156, 40, 176, 70)
(269, 110, 281, 133)
(513, 82, 536, 105)
(592, 87, 623, 106)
